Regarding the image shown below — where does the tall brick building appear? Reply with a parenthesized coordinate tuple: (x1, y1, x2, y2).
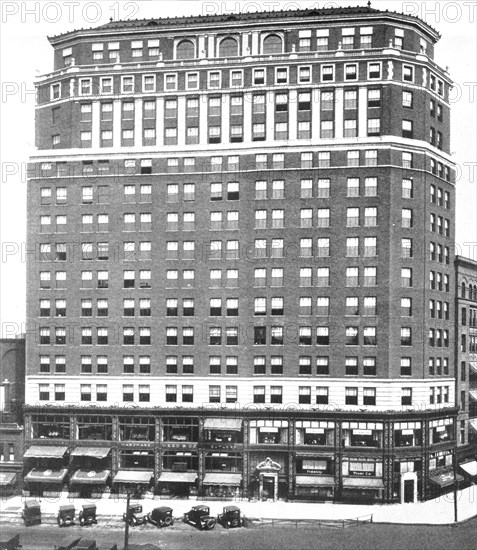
(25, 6, 469, 503)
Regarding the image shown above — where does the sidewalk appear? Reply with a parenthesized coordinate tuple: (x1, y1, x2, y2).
(1, 484, 475, 525)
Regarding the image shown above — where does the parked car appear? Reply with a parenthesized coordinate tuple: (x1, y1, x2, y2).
(0, 534, 22, 550)
(146, 506, 174, 528)
(183, 505, 216, 530)
(217, 506, 243, 528)
(122, 503, 147, 526)
(22, 500, 41, 526)
(57, 504, 76, 527)
(79, 504, 97, 526)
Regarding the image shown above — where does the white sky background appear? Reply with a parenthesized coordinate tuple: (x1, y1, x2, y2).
(0, 0, 476, 335)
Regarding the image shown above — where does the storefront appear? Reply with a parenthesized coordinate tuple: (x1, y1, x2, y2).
(157, 471, 197, 498)
(0, 472, 17, 497)
(203, 417, 243, 444)
(112, 469, 153, 496)
(69, 446, 111, 497)
(341, 457, 384, 503)
(23, 445, 68, 497)
(202, 472, 242, 499)
(294, 456, 335, 500)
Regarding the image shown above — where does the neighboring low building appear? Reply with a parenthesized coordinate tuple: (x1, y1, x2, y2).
(455, 256, 477, 480)
(0, 337, 25, 495)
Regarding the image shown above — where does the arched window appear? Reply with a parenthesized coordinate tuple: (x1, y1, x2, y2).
(263, 34, 283, 54)
(219, 37, 238, 57)
(461, 281, 466, 298)
(176, 40, 195, 60)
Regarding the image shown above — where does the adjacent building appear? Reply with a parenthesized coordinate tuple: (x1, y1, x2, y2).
(0, 337, 25, 496)
(25, 6, 466, 503)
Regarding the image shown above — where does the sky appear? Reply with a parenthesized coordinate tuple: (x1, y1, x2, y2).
(0, 0, 476, 336)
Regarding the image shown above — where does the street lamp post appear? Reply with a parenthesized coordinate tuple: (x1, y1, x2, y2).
(124, 492, 131, 549)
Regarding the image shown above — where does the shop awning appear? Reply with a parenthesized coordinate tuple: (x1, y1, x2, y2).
(469, 391, 477, 401)
(429, 472, 464, 488)
(113, 470, 153, 484)
(24, 445, 68, 458)
(71, 446, 111, 459)
(342, 478, 384, 489)
(295, 475, 335, 487)
(203, 418, 242, 431)
(469, 419, 477, 432)
(158, 472, 197, 483)
(70, 470, 110, 484)
(25, 468, 68, 483)
(0, 472, 17, 486)
(460, 460, 477, 477)
(203, 473, 242, 485)
(469, 361, 477, 373)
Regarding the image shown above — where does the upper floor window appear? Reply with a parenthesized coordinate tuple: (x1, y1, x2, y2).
(176, 40, 195, 59)
(219, 37, 238, 57)
(262, 34, 283, 54)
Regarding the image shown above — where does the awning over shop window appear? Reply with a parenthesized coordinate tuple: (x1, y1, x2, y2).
(459, 461, 477, 477)
(158, 472, 197, 483)
(342, 478, 384, 489)
(295, 475, 335, 487)
(429, 472, 464, 488)
(469, 361, 477, 373)
(24, 468, 68, 483)
(0, 472, 17, 486)
(70, 470, 110, 484)
(469, 391, 477, 401)
(71, 447, 111, 459)
(113, 470, 153, 484)
(203, 473, 242, 485)
(469, 418, 477, 432)
(203, 418, 242, 431)
(24, 445, 68, 458)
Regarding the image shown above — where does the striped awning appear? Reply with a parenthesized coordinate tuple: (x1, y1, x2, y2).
(295, 475, 335, 487)
(203, 418, 242, 431)
(71, 447, 111, 459)
(203, 473, 242, 486)
(158, 472, 197, 483)
(70, 470, 110, 484)
(24, 445, 68, 458)
(342, 478, 384, 489)
(113, 470, 153, 484)
(25, 468, 68, 483)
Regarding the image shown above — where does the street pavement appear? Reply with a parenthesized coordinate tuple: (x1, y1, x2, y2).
(1, 483, 476, 526)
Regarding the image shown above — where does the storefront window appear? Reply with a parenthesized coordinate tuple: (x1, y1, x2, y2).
(342, 422, 382, 447)
(296, 457, 333, 475)
(249, 420, 288, 444)
(342, 458, 382, 477)
(429, 450, 452, 470)
(120, 450, 154, 469)
(77, 415, 112, 440)
(295, 421, 334, 446)
(162, 451, 198, 470)
(205, 430, 242, 444)
(31, 414, 70, 439)
(119, 416, 155, 441)
(394, 422, 422, 447)
(163, 416, 199, 442)
(205, 452, 242, 472)
(429, 418, 454, 444)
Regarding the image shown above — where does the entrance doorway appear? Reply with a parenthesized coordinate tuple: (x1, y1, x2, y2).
(404, 479, 414, 503)
(262, 476, 275, 499)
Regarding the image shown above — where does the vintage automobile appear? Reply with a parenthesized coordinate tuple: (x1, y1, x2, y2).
(146, 506, 174, 528)
(79, 504, 97, 526)
(217, 506, 243, 528)
(21, 500, 41, 526)
(122, 503, 147, 526)
(183, 505, 216, 530)
(57, 504, 76, 527)
(0, 534, 22, 550)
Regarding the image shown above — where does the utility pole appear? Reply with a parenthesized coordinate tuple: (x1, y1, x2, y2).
(124, 492, 130, 550)
(453, 441, 458, 523)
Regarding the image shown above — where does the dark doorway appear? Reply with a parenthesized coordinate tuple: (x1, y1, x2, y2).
(404, 479, 414, 503)
(262, 476, 275, 499)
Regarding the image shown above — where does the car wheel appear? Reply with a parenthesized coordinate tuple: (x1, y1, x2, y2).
(206, 518, 216, 530)
(163, 516, 172, 526)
